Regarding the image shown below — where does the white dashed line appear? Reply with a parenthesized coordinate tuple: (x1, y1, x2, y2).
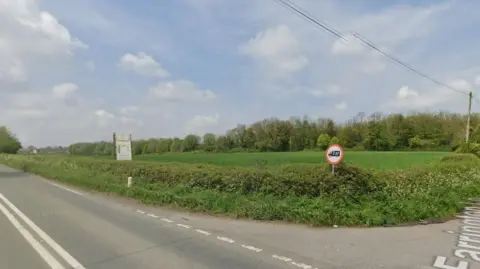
(273, 254, 292, 262)
(272, 255, 317, 269)
(195, 229, 212, 236)
(216, 236, 235, 243)
(291, 261, 314, 269)
(127, 207, 318, 268)
(49, 182, 84, 196)
(241, 244, 262, 252)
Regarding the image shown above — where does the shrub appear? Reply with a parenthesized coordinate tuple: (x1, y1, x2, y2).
(440, 153, 479, 163)
(1, 154, 479, 227)
(0, 155, 381, 199)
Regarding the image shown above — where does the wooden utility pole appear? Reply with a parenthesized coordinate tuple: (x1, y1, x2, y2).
(466, 91, 473, 145)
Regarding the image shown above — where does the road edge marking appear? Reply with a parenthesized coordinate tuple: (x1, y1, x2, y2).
(0, 200, 65, 269)
(0, 193, 86, 269)
(49, 183, 84, 196)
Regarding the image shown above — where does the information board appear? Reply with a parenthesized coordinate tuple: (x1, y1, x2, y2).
(113, 133, 132, 161)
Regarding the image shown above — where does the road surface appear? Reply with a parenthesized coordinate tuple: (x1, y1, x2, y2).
(0, 164, 478, 269)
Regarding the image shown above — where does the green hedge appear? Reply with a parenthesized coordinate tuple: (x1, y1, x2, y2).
(3, 154, 383, 199)
(1, 154, 479, 227)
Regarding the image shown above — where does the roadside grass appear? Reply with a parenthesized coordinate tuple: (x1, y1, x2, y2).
(131, 151, 450, 170)
(1, 153, 478, 227)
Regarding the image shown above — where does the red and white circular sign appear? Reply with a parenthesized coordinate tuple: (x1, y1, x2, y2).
(325, 144, 344, 165)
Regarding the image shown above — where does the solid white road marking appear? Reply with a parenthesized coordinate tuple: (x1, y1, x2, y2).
(147, 213, 159, 218)
(0, 194, 86, 269)
(177, 224, 191, 229)
(241, 244, 262, 252)
(0, 201, 65, 269)
(195, 229, 212, 236)
(216, 236, 235, 243)
(161, 218, 174, 223)
(49, 183, 83, 196)
(136, 210, 145, 214)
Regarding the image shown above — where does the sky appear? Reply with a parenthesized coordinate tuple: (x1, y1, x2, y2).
(1, 0, 480, 147)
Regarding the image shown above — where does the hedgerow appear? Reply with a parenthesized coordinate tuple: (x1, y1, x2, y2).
(1, 154, 479, 227)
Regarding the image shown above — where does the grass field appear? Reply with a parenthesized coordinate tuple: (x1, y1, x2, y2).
(2, 152, 478, 226)
(133, 151, 451, 170)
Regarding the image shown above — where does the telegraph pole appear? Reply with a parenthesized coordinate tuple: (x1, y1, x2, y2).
(466, 91, 473, 145)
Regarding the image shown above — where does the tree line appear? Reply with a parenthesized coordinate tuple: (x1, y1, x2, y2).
(64, 111, 480, 156)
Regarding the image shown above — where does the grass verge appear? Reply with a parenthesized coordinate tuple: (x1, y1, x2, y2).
(1, 153, 479, 227)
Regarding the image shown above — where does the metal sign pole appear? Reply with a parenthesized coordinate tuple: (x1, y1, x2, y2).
(332, 165, 335, 176)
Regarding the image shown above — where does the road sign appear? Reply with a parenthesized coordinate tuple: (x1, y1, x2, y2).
(113, 133, 132, 161)
(325, 144, 344, 165)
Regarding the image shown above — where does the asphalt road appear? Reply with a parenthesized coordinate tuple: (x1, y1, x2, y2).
(0, 164, 479, 269)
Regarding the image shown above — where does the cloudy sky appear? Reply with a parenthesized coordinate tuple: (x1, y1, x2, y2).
(1, 0, 479, 147)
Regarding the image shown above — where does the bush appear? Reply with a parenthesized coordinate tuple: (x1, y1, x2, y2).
(440, 153, 479, 163)
(1, 154, 479, 227)
(0, 154, 380, 199)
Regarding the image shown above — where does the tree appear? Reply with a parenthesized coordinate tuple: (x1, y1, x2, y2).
(64, 111, 480, 155)
(330, 136, 340, 145)
(182, 134, 201, 152)
(317, 134, 330, 150)
(202, 133, 216, 152)
(0, 126, 22, 154)
(170, 138, 182, 152)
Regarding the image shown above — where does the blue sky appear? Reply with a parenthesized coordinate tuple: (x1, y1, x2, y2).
(1, 0, 479, 146)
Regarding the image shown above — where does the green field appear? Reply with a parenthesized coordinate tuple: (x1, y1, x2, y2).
(133, 151, 451, 170)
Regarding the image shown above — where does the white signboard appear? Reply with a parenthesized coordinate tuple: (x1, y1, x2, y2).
(114, 133, 132, 161)
(325, 144, 344, 165)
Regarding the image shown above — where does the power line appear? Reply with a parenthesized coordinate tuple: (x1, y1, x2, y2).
(351, 32, 469, 95)
(273, 0, 470, 96)
(274, 0, 345, 41)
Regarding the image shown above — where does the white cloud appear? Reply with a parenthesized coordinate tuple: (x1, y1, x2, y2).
(330, 2, 450, 56)
(52, 83, 79, 99)
(119, 52, 170, 78)
(239, 24, 308, 79)
(475, 76, 480, 85)
(120, 105, 139, 115)
(0, 0, 86, 92)
(185, 114, 220, 133)
(335, 101, 347, 110)
(149, 80, 216, 102)
(307, 85, 343, 98)
(2, 0, 480, 147)
(386, 79, 471, 110)
(449, 79, 471, 91)
(94, 109, 115, 128)
(331, 34, 366, 56)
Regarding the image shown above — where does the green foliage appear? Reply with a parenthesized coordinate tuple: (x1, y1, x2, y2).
(2, 153, 479, 227)
(65, 112, 480, 155)
(182, 134, 201, 152)
(0, 126, 22, 154)
(202, 133, 216, 152)
(330, 136, 340, 145)
(316, 134, 330, 150)
(455, 142, 480, 156)
(440, 153, 479, 163)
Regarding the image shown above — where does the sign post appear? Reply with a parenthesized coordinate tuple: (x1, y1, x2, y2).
(325, 144, 344, 176)
(113, 133, 133, 161)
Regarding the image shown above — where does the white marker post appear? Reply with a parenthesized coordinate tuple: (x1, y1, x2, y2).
(127, 177, 132, 188)
(325, 144, 344, 176)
